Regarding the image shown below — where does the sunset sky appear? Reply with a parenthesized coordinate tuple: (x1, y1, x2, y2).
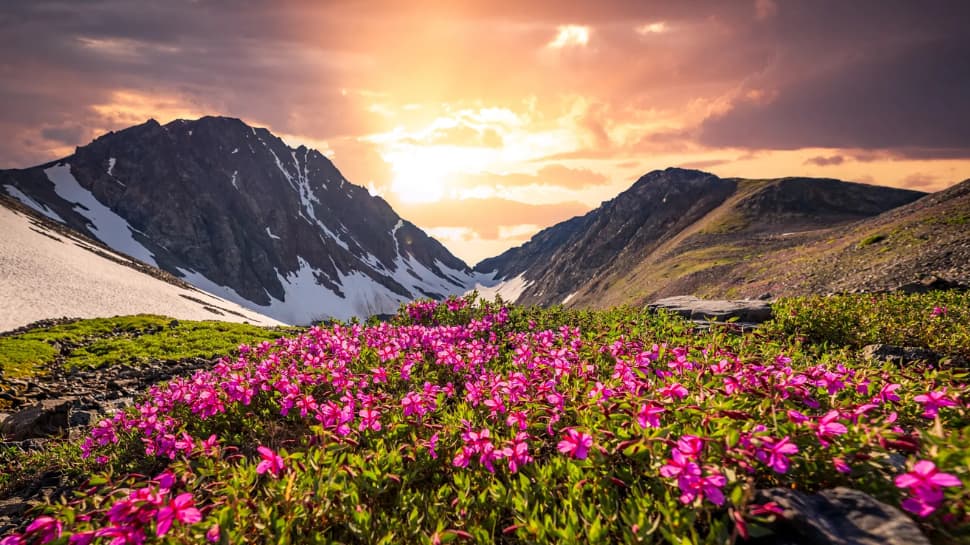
(1, 1, 968, 263)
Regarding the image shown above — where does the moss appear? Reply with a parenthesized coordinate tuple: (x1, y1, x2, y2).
(857, 233, 887, 248)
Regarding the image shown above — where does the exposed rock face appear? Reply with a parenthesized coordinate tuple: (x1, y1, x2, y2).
(648, 296, 773, 323)
(752, 487, 930, 545)
(474, 168, 928, 307)
(0, 116, 476, 324)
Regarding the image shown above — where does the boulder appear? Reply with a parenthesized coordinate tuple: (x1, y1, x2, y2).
(750, 487, 929, 545)
(648, 296, 773, 323)
(860, 344, 939, 365)
(0, 397, 76, 440)
(895, 275, 966, 294)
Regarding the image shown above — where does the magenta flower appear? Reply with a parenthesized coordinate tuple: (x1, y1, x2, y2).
(814, 410, 847, 447)
(876, 383, 901, 404)
(676, 469, 727, 506)
(755, 436, 799, 474)
(895, 460, 962, 517)
(156, 493, 203, 536)
(24, 517, 62, 544)
(206, 524, 221, 543)
(0, 535, 22, 545)
(358, 407, 382, 431)
(256, 446, 285, 477)
(636, 402, 665, 429)
(660, 382, 689, 400)
(913, 389, 958, 418)
(660, 448, 699, 479)
(931, 305, 947, 317)
(557, 428, 593, 459)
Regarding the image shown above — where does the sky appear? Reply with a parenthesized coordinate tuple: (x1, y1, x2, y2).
(1, 0, 969, 264)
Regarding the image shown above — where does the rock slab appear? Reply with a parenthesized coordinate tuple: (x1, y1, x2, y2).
(0, 398, 75, 441)
(751, 487, 929, 545)
(648, 296, 773, 323)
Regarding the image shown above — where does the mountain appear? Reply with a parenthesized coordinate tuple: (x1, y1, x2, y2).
(474, 167, 936, 306)
(0, 116, 477, 323)
(0, 195, 280, 331)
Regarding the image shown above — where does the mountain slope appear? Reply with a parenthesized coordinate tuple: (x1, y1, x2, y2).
(1, 116, 477, 323)
(475, 168, 929, 306)
(0, 196, 280, 331)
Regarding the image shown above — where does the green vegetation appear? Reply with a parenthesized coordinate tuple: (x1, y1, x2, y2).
(0, 315, 298, 378)
(768, 291, 970, 360)
(857, 233, 887, 248)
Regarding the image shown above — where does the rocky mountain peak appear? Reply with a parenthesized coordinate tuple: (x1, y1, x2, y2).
(1, 117, 479, 324)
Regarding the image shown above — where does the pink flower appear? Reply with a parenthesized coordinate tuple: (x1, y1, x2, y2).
(676, 469, 727, 506)
(660, 448, 698, 479)
(636, 402, 665, 429)
(660, 382, 689, 400)
(755, 436, 799, 474)
(24, 516, 62, 544)
(206, 524, 221, 543)
(876, 383, 901, 404)
(557, 428, 593, 459)
(156, 493, 202, 536)
(931, 305, 947, 317)
(814, 410, 847, 447)
(256, 446, 285, 477)
(358, 408, 382, 431)
(913, 389, 958, 418)
(0, 535, 22, 545)
(833, 457, 851, 474)
(896, 460, 961, 489)
(896, 460, 962, 517)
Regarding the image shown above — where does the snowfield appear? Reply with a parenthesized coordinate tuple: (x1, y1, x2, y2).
(0, 204, 280, 332)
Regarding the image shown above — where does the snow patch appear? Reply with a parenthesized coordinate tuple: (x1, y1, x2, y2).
(266, 227, 281, 240)
(107, 158, 116, 176)
(230, 170, 238, 189)
(43, 164, 158, 266)
(231, 147, 239, 154)
(562, 291, 579, 305)
(468, 272, 532, 303)
(177, 259, 417, 324)
(3, 185, 65, 222)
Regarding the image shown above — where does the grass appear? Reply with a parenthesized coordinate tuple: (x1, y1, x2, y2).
(0, 315, 299, 378)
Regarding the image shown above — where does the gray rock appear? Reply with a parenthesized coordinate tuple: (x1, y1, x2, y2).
(0, 397, 76, 440)
(860, 344, 938, 365)
(753, 487, 929, 545)
(648, 295, 773, 323)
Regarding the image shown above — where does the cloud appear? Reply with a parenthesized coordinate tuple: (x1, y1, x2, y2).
(394, 198, 588, 240)
(459, 164, 609, 191)
(698, 36, 970, 158)
(803, 155, 845, 167)
(901, 173, 939, 190)
(548, 25, 590, 48)
(678, 159, 731, 170)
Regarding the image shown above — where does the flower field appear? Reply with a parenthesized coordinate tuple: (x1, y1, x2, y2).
(2, 292, 969, 544)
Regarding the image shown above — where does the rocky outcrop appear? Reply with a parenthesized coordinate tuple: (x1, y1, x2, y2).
(751, 487, 929, 545)
(648, 295, 773, 323)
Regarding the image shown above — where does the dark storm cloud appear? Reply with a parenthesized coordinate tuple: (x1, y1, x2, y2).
(697, 2, 970, 158)
(804, 155, 845, 167)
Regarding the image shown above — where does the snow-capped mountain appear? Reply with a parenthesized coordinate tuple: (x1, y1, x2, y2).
(0, 116, 478, 323)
